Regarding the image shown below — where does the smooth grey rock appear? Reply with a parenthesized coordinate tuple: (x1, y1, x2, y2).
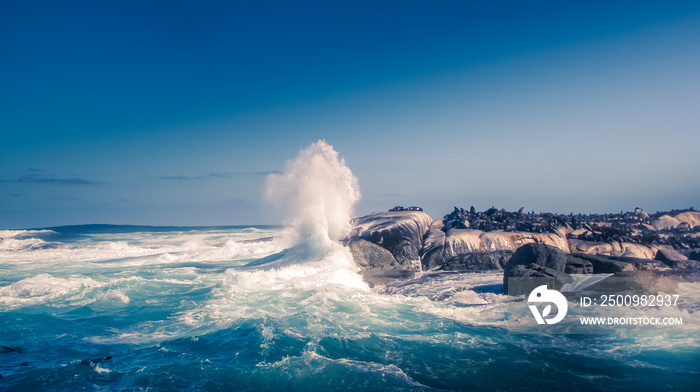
(346, 239, 415, 287)
(654, 248, 698, 268)
(658, 258, 700, 269)
(505, 243, 568, 272)
(347, 239, 400, 269)
(350, 211, 432, 269)
(657, 248, 687, 261)
(503, 244, 572, 295)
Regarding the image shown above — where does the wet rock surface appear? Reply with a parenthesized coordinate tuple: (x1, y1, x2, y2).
(349, 206, 700, 293)
(348, 210, 432, 270)
(503, 244, 574, 295)
(345, 239, 415, 287)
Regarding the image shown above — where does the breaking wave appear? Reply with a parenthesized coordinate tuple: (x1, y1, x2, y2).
(265, 140, 360, 252)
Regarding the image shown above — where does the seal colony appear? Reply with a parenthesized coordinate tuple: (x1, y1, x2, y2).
(346, 206, 700, 295)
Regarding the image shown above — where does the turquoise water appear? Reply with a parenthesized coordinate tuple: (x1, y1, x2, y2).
(1, 226, 699, 391)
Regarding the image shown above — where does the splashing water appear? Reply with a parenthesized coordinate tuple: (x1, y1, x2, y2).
(265, 140, 361, 252)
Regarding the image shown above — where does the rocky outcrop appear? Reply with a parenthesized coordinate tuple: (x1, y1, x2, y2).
(426, 206, 700, 274)
(348, 206, 700, 293)
(502, 243, 671, 295)
(421, 218, 569, 270)
(349, 210, 432, 270)
(568, 209, 700, 251)
(346, 239, 415, 287)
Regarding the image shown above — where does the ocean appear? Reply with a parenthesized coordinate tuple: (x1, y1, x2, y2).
(1, 224, 699, 391)
(2, 141, 699, 391)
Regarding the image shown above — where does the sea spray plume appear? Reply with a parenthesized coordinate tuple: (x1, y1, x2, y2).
(265, 140, 361, 252)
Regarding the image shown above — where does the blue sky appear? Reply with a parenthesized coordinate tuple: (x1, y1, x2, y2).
(2, 1, 699, 228)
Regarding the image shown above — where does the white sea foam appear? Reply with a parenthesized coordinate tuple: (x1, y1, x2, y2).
(0, 273, 102, 308)
(0, 227, 285, 266)
(0, 229, 63, 251)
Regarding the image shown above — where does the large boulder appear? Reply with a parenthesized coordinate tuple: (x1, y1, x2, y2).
(503, 244, 573, 295)
(347, 239, 400, 269)
(655, 248, 699, 269)
(346, 239, 414, 287)
(505, 264, 573, 296)
(349, 211, 432, 270)
(505, 243, 569, 272)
